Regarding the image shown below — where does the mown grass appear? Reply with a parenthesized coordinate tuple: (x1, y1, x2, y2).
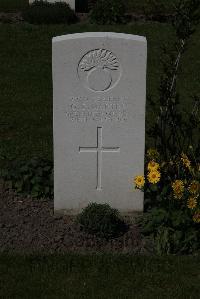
(0, 0, 28, 12)
(0, 22, 200, 166)
(0, 253, 200, 299)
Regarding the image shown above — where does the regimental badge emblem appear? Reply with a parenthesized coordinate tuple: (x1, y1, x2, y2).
(78, 49, 121, 92)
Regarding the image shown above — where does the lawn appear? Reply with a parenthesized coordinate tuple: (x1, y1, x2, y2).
(0, 22, 200, 166)
(0, 0, 28, 12)
(0, 253, 200, 298)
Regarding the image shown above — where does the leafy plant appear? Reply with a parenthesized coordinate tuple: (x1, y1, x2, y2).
(0, 157, 53, 198)
(140, 208, 200, 254)
(89, 0, 126, 25)
(133, 0, 200, 255)
(147, 0, 200, 161)
(22, 0, 77, 24)
(134, 149, 200, 254)
(76, 203, 128, 239)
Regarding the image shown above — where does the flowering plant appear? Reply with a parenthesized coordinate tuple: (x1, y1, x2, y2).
(134, 148, 200, 223)
(133, 148, 200, 254)
(134, 0, 200, 254)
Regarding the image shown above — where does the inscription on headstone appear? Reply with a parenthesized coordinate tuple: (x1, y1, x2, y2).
(66, 96, 128, 122)
(53, 32, 147, 214)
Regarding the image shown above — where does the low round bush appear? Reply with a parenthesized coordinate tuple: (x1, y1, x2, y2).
(77, 203, 128, 239)
(89, 0, 126, 25)
(22, 0, 77, 24)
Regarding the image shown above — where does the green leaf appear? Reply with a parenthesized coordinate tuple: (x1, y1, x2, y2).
(149, 184, 158, 192)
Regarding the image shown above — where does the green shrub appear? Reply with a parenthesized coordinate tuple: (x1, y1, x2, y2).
(142, 0, 165, 16)
(0, 157, 53, 198)
(77, 203, 128, 239)
(140, 208, 200, 255)
(22, 0, 77, 24)
(89, 0, 126, 25)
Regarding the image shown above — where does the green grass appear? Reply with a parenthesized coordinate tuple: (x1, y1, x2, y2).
(0, 0, 28, 12)
(0, 253, 200, 298)
(0, 22, 200, 165)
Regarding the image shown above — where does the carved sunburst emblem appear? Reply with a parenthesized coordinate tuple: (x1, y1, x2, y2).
(78, 49, 121, 92)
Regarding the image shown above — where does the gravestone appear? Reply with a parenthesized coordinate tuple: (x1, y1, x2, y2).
(53, 32, 147, 215)
(29, 0, 75, 10)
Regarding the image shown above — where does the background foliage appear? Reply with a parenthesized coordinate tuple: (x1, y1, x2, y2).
(0, 0, 179, 14)
(89, 0, 126, 25)
(22, 1, 77, 24)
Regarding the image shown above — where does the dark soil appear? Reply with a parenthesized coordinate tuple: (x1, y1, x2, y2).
(0, 184, 153, 254)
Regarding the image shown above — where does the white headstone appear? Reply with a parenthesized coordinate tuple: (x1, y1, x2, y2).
(53, 32, 147, 215)
(29, 0, 75, 10)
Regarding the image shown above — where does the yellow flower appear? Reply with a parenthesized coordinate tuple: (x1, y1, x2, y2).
(173, 192, 183, 199)
(188, 181, 199, 195)
(147, 161, 160, 172)
(172, 180, 184, 199)
(147, 148, 159, 160)
(181, 153, 191, 169)
(193, 211, 200, 223)
(147, 170, 161, 184)
(187, 197, 197, 209)
(134, 175, 145, 188)
(172, 180, 184, 193)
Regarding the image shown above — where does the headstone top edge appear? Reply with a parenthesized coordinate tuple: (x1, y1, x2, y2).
(52, 32, 147, 44)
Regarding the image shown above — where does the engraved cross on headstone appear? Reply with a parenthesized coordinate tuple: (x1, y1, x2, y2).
(79, 127, 120, 190)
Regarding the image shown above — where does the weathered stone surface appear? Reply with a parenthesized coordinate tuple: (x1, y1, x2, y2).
(53, 32, 147, 214)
